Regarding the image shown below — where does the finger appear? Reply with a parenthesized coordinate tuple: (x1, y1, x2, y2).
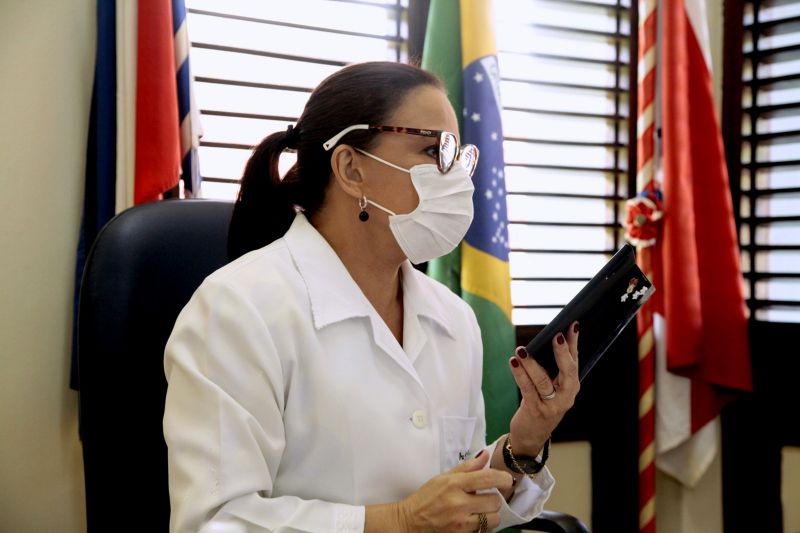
(486, 512, 501, 531)
(566, 321, 580, 363)
(449, 448, 490, 474)
(460, 468, 514, 493)
(509, 353, 539, 401)
(552, 330, 581, 404)
(514, 347, 556, 400)
(552, 331, 578, 383)
(464, 493, 503, 514)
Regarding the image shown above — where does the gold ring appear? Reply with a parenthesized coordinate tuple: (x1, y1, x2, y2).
(478, 512, 488, 533)
(539, 388, 557, 401)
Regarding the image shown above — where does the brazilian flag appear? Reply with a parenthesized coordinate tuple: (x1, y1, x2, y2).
(422, 0, 517, 444)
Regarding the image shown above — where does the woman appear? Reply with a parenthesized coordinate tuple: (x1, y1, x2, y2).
(163, 61, 580, 533)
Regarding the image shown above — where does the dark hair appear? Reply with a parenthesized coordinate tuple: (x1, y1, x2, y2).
(227, 61, 444, 260)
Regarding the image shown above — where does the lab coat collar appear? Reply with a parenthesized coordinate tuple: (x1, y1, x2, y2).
(399, 261, 456, 340)
(283, 213, 455, 339)
(284, 213, 372, 329)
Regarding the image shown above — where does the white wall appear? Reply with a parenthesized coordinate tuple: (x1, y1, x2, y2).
(783, 447, 800, 530)
(542, 442, 592, 529)
(0, 0, 94, 531)
(707, 0, 724, 117)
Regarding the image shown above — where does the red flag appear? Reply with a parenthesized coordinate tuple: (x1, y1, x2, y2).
(652, 0, 752, 485)
(135, 0, 181, 204)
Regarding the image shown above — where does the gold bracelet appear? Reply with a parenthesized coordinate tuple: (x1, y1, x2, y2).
(503, 434, 551, 480)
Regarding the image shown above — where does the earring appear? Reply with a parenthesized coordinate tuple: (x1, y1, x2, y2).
(358, 196, 369, 222)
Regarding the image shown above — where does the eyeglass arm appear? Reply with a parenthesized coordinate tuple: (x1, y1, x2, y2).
(322, 124, 370, 151)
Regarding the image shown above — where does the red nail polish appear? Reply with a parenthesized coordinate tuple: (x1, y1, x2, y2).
(511, 358, 520, 368)
(557, 334, 565, 345)
(476, 450, 485, 458)
(574, 322, 580, 334)
(516, 346, 528, 359)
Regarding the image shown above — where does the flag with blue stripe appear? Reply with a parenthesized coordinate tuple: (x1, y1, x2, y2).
(463, 56, 509, 261)
(71, 1, 202, 390)
(172, 0, 202, 197)
(424, 0, 517, 444)
(70, 0, 117, 391)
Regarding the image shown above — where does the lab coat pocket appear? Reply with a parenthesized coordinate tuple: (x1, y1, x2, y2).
(440, 416, 477, 471)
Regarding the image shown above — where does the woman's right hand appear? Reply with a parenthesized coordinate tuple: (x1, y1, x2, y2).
(397, 450, 512, 532)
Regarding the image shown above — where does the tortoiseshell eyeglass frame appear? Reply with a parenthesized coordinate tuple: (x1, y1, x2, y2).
(322, 123, 479, 176)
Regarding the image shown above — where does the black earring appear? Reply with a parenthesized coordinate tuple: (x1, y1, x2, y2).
(358, 196, 369, 222)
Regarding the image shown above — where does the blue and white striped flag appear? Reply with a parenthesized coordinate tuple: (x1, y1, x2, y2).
(172, 0, 203, 197)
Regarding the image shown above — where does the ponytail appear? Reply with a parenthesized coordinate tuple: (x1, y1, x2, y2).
(226, 61, 444, 261)
(227, 129, 297, 261)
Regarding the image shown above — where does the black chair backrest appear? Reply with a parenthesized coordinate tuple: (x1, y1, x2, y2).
(78, 199, 232, 532)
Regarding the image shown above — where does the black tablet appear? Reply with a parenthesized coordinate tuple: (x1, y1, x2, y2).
(524, 243, 655, 381)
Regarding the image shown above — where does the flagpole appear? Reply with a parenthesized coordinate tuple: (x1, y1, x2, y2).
(628, 0, 659, 531)
(636, 251, 656, 533)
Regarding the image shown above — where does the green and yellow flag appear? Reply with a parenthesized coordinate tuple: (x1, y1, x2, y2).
(423, 0, 517, 444)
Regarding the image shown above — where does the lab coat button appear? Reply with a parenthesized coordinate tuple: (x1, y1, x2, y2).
(411, 410, 427, 429)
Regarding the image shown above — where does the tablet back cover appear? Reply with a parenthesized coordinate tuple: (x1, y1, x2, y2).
(524, 244, 655, 381)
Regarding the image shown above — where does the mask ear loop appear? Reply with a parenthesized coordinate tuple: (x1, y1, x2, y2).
(352, 148, 406, 219)
(353, 147, 410, 173)
(358, 194, 398, 219)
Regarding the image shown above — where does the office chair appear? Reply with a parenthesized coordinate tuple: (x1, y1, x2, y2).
(77, 198, 588, 533)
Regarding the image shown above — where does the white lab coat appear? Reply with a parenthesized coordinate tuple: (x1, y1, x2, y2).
(163, 213, 554, 532)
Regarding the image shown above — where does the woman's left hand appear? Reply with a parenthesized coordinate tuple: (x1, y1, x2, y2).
(506, 321, 581, 456)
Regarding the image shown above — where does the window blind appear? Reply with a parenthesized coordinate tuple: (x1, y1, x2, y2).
(185, 0, 408, 200)
(493, 0, 633, 325)
(740, 0, 800, 322)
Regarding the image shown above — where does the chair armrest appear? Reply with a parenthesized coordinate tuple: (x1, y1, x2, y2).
(516, 510, 590, 533)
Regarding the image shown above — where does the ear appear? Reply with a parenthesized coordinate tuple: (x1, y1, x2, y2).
(329, 145, 364, 200)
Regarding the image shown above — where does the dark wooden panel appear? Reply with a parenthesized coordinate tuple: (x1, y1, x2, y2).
(722, 320, 800, 533)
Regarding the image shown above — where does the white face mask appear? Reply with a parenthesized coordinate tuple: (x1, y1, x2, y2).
(355, 148, 475, 265)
